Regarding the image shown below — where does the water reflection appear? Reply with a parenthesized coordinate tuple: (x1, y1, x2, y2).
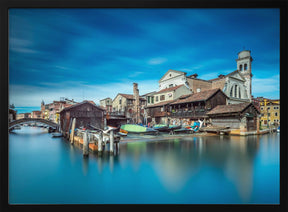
(9, 127, 279, 204)
(119, 135, 261, 200)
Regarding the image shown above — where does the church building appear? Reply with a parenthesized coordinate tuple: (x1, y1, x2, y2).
(157, 50, 253, 105)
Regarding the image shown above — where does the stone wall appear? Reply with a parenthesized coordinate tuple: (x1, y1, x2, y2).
(187, 78, 212, 92)
(211, 78, 226, 90)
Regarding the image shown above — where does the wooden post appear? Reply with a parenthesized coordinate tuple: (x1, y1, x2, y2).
(70, 118, 76, 144)
(109, 130, 114, 154)
(115, 143, 119, 155)
(256, 116, 260, 134)
(67, 117, 72, 139)
(83, 131, 89, 157)
(98, 131, 103, 156)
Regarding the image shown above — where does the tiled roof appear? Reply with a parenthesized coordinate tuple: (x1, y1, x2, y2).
(118, 93, 146, 101)
(171, 88, 223, 105)
(60, 100, 105, 112)
(209, 70, 238, 81)
(146, 100, 176, 108)
(155, 84, 185, 94)
(206, 102, 252, 115)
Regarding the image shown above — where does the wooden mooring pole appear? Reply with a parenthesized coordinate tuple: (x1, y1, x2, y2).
(110, 130, 114, 155)
(70, 118, 76, 144)
(98, 131, 103, 156)
(83, 131, 89, 157)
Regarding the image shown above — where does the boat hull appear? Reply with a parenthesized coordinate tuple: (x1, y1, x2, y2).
(121, 124, 158, 135)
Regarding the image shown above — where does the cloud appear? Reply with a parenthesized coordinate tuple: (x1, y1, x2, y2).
(9, 79, 159, 107)
(147, 57, 167, 65)
(252, 75, 279, 98)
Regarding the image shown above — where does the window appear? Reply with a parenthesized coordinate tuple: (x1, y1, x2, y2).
(147, 96, 150, 104)
(275, 112, 278, 116)
(261, 107, 263, 110)
(160, 95, 165, 101)
(119, 99, 122, 104)
(156, 96, 159, 102)
(244, 64, 248, 70)
(230, 87, 233, 97)
(238, 88, 241, 99)
(274, 106, 279, 110)
(151, 97, 154, 104)
(169, 84, 173, 88)
(240, 64, 243, 71)
(234, 85, 238, 97)
(197, 88, 201, 93)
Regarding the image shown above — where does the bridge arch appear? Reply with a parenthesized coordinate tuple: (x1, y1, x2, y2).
(9, 118, 59, 130)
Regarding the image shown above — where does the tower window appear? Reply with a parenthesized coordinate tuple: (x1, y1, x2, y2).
(239, 65, 243, 71)
(244, 64, 248, 70)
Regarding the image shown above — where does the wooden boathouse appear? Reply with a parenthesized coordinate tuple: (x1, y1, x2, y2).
(146, 88, 228, 125)
(206, 102, 261, 135)
(59, 101, 105, 137)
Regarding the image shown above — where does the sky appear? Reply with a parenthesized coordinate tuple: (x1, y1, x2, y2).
(9, 8, 280, 109)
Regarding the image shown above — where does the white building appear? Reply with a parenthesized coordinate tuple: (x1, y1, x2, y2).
(156, 50, 253, 105)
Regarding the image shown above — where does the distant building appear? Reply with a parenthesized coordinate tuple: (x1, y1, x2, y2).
(31, 111, 42, 118)
(41, 98, 77, 123)
(16, 113, 31, 120)
(112, 93, 146, 122)
(100, 97, 113, 112)
(257, 98, 280, 126)
(59, 101, 105, 136)
(9, 109, 16, 122)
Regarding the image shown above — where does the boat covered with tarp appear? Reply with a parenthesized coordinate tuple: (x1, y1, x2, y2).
(153, 124, 169, 131)
(153, 124, 181, 132)
(120, 124, 158, 134)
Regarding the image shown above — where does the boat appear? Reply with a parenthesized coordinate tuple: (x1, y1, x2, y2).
(120, 124, 158, 135)
(48, 126, 57, 133)
(51, 132, 63, 138)
(168, 125, 182, 130)
(14, 125, 21, 130)
(153, 124, 169, 131)
(277, 126, 280, 133)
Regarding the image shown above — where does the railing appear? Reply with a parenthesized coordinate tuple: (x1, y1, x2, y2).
(109, 112, 125, 116)
(170, 109, 207, 117)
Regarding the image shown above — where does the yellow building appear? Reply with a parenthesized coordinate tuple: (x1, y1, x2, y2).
(259, 98, 280, 127)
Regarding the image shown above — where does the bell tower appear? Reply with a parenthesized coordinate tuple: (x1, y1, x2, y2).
(236, 50, 253, 100)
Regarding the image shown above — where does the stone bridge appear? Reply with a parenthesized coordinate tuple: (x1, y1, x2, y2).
(9, 118, 59, 130)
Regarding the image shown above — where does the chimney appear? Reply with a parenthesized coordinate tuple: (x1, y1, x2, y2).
(133, 83, 140, 124)
(218, 74, 225, 79)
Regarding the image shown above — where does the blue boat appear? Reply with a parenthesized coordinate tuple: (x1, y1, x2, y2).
(277, 126, 280, 133)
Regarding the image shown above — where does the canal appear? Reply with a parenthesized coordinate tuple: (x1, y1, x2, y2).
(9, 126, 279, 204)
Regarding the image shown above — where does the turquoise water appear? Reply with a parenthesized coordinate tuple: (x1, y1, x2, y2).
(9, 126, 279, 204)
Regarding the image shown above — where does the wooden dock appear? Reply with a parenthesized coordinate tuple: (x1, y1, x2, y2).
(199, 126, 231, 135)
